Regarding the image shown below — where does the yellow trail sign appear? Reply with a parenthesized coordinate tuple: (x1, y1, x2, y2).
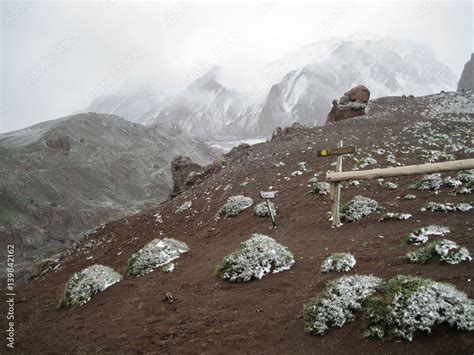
(317, 146, 356, 157)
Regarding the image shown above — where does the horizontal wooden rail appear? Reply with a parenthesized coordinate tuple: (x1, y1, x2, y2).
(326, 158, 474, 182)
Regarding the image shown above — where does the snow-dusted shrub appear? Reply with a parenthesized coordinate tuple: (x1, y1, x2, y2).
(410, 173, 443, 191)
(457, 186, 472, 194)
(303, 275, 382, 335)
(175, 201, 192, 213)
(444, 176, 463, 188)
(421, 202, 472, 212)
(364, 275, 474, 341)
(340, 195, 379, 222)
(406, 225, 450, 245)
(61, 264, 122, 308)
(457, 202, 473, 211)
(127, 238, 189, 276)
(218, 195, 253, 218)
(403, 194, 416, 200)
(405, 239, 471, 265)
(458, 169, 474, 188)
(378, 212, 412, 221)
(382, 182, 398, 190)
(321, 253, 356, 273)
(307, 177, 318, 190)
(253, 201, 276, 217)
(310, 181, 330, 195)
(214, 234, 294, 282)
(356, 157, 377, 169)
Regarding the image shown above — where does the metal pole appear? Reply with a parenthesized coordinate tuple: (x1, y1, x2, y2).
(266, 198, 276, 227)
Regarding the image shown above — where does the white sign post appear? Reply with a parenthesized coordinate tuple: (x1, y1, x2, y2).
(260, 191, 276, 227)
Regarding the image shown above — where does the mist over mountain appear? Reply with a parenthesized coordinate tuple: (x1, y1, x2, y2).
(84, 36, 458, 138)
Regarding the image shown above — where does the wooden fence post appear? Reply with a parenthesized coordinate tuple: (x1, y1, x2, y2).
(332, 140, 343, 226)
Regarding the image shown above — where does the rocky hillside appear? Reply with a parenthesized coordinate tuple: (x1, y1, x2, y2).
(458, 53, 474, 91)
(0, 113, 216, 280)
(8, 91, 473, 353)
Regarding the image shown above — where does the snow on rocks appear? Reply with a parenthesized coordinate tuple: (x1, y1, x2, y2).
(386, 154, 398, 165)
(303, 275, 382, 335)
(421, 202, 472, 212)
(127, 238, 189, 276)
(253, 201, 276, 217)
(61, 264, 122, 308)
(321, 253, 356, 273)
(214, 234, 294, 282)
(298, 162, 308, 171)
(217, 195, 253, 218)
(364, 275, 474, 341)
(341, 195, 379, 222)
(153, 211, 163, 223)
(175, 201, 192, 213)
(405, 239, 471, 264)
(403, 194, 416, 200)
(405, 225, 450, 245)
(378, 212, 412, 222)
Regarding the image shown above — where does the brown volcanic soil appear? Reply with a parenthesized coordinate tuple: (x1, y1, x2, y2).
(3, 92, 474, 354)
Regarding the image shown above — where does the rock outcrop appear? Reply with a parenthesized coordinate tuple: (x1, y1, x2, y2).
(457, 53, 473, 91)
(271, 122, 307, 141)
(326, 85, 370, 124)
(170, 155, 203, 198)
(46, 134, 71, 151)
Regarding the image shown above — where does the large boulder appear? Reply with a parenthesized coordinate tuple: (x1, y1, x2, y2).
(326, 85, 370, 124)
(345, 85, 370, 103)
(457, 53, 473, 91)
(170, 155, 202, 198)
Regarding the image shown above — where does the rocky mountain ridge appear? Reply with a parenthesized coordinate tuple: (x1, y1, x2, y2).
(0, 113, 216, 280)
(86, 36, 458, 139)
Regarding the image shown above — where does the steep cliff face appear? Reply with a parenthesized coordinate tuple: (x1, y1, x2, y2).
(457, 53, 474, 91)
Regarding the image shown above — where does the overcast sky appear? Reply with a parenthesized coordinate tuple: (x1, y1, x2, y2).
(1, 0, 472, 133)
